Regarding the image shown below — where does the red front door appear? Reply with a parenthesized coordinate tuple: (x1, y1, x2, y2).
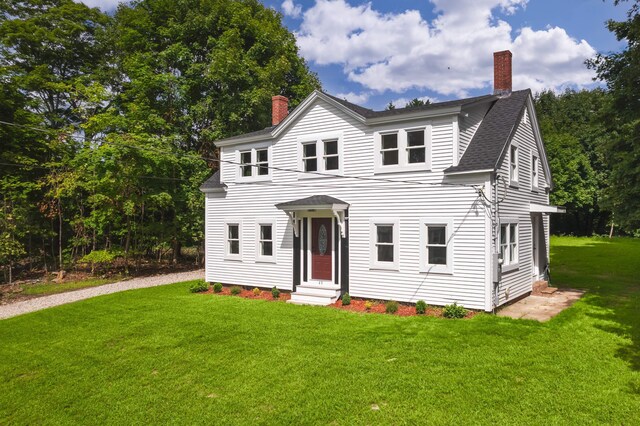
(311, 218, 332, 281)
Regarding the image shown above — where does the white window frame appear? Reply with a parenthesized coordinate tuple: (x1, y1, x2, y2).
(374, 124, 432, 174)
(297, 132, 343, 178)
(236, 142, 272, 182)
(509, 144, 519, 186)
(256, 219, 276, 263)
(531, 153, 539, 191)
(419, 217, 454, 274)
(369, 218, 399, 270)
(224, 221, 242, 261)
(500, 218, 519, 272)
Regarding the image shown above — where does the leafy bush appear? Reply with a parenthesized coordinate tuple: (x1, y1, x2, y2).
(252, 287, 261, 296)
(79, 250, 120, 273)
(341, 293, 351, 306)
(271, 286, 280, 299)
(415, 300, 427, 315)
(213, 282, 223, 293)
(364, 301, 373, 311)
(443, 302, 467, 319)
(230, 286, 242, 295)
(385, 300, 399, 314)
(189, 281, 208, 293)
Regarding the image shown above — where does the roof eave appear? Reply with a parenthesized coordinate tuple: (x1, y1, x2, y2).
(444, 168, 494, 176)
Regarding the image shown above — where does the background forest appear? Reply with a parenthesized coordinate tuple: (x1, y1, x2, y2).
(1, 0, 639, 283)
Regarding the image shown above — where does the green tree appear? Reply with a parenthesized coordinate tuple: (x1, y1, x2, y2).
(405, 98, 431, 107)
(588, 0, 640, 231)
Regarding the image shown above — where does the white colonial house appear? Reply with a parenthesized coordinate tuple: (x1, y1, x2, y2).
(200, 51, 564, 312)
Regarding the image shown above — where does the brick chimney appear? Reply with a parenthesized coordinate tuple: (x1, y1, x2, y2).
(272, 95, 289, 126)
(493, 50, 512, 96)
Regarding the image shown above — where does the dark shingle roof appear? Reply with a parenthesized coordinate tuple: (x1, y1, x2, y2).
(324, 92, 496, 119)
(445, 89, 530, 174)
(275, 195, 348, 209)
(214, 126, 275, 144)
(199, 170, 225, 191)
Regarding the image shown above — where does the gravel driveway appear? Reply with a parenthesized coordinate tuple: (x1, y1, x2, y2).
(0, 269, 203, 320)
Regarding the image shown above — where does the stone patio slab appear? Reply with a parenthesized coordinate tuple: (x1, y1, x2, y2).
(497, 289, 585, 321)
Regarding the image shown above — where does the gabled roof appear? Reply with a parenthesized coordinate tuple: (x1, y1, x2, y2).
(199, 170, 226, 192)
(445, 89, 530, 174)
(275, 195, 349, 210)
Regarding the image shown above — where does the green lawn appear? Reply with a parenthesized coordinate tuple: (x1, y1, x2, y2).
(21, 277, 119, 296)
(0, 236, 638, 424)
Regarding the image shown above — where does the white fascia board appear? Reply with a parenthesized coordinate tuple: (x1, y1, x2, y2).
(444, 168, 494, 176)
(200, 187, 227, 194)
(530, 202, 566, 213)
(526, 96, 554, 190)
(215, 133, 274, 147)
(276, 203, 349, 212)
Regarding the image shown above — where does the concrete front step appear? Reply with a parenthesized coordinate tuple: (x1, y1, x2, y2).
(293, 285, 341, 298)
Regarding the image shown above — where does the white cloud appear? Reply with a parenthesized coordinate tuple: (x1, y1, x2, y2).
(282, 0, 303, 18)
(295, 0, 596, 96)
(334, 91, 371, 104)
(75, 0, 122, 10)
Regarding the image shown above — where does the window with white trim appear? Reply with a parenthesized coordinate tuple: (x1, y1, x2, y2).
(298, 133, 343, 176)
(509, 145, 519, 184)
(302, 142, 317, 172)
(256, 220, 276, 262)
(500, 221, 518, 270)
(324, 139, 339, 170)
(225, 222, 242, 260)
(420, 217, 454, 273)
(381, 133, 399, 165)
(375, 127, 430, 172)
(237, 146, 271, 180)
(532, 154, 539, 190)
(370, 219, 399, 269)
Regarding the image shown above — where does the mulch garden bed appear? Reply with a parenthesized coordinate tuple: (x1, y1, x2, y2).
(202, 285, 476, 318)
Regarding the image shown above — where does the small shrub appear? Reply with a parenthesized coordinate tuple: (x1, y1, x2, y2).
(415, 300, 427, 315)
(252, 287, 261, 296)
(364, 301, 373, 311)
(213, 282, 223, 293)
(271, 286, 280, 299)
(189, 280, 208, 293)
(341, 293, 351, 306)
(385, 300, 399, 314)
(230, 286, 242, 295)
(443, 302, 467, 319)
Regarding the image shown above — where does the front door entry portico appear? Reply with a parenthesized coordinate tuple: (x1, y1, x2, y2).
(311, 218, 332, 281)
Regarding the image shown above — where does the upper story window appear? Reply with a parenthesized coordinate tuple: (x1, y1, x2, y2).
(532, 154, 539, 190)
(381, 133, 399, 165)
(298, 132, 343, 177)
(509, 145, 519, 185)
(375, 126, 430, 173)
(237, 146, 272, 181)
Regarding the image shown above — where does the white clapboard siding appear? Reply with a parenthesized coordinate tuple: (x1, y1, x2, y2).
(206, 97, 490, 310)
(496, 105, 550, 306)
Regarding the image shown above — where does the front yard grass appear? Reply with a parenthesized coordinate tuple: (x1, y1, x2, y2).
(0, 236, 638, 424)
(21, 277, 119, 296)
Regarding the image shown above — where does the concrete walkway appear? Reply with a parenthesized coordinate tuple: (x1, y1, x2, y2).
(497, 289, 585, 321)
(0, 269, 203, 320)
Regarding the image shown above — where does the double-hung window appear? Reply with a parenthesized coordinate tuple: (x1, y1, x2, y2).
(370, 219, 399, 270)
(407, 130, 426, 164)
(225, 222, 242, 260)
(238, 146, 271, 180)
(532, 154, 539, 190)
(381, 133, 399, 166)
(298, 133, 342, 176)
(324, 139, 339, 170)
(376, 127, 430, 172)
(509, 145, 519, 185)
(420, 218, 453, 273)
(302, 142, 317, 172)
(500, 221, 518, 271)
(256, 220, 276, 262)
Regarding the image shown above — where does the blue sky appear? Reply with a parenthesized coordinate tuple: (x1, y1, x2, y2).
(82, 0, 628, 110)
